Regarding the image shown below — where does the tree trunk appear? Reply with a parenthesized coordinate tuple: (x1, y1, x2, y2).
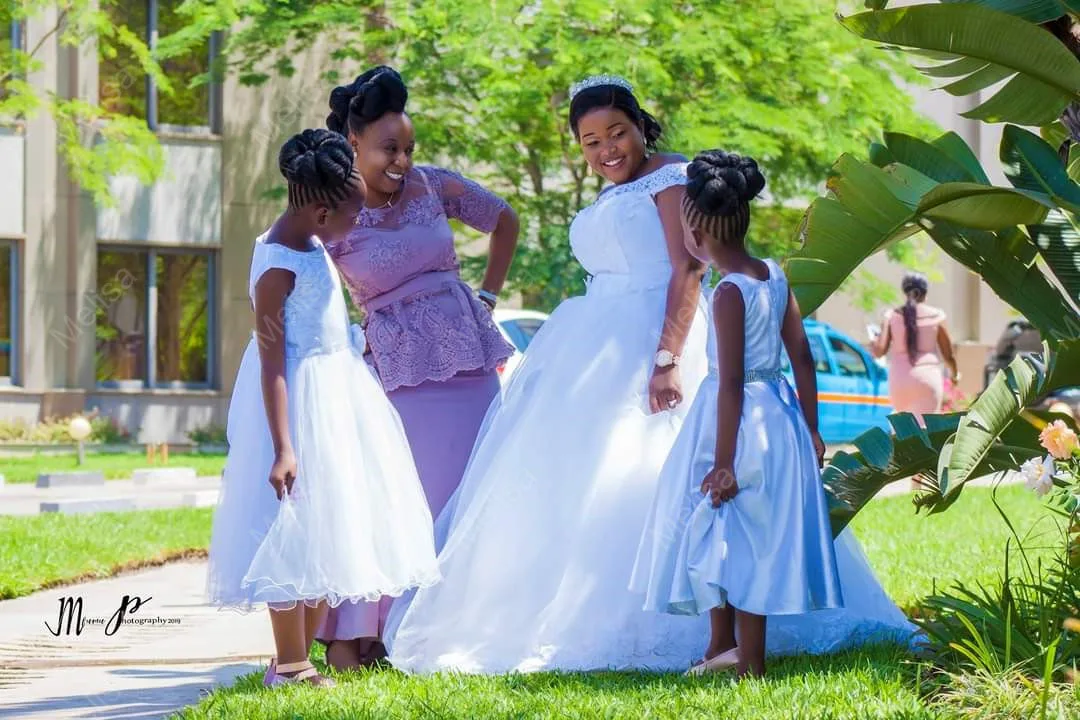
(365, 3, 390, 64)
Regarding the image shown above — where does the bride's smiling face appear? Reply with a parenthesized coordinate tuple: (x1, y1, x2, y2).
(577, 107, 647, 185)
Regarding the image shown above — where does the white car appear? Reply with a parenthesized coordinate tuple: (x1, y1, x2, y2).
(493, 308, 548, 384)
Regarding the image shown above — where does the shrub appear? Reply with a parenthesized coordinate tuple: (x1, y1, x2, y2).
(188, 423, 226, 446)
(0, 411, 131, 444)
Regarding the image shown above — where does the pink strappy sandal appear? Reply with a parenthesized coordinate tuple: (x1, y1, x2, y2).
(265, 660, 336, 687)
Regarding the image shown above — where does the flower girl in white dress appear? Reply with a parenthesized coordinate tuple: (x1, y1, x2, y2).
(633, 150, 843, 678)
(206, 129, 440, 687)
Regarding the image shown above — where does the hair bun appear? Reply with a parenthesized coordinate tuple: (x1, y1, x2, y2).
(685, 150, 766, 216)
(279, 128, 354, 188)
(901, 271, 929, 295)
(327, 66, 407, 136)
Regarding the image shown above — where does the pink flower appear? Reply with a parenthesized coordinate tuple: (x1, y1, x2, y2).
(1040, 420, 1079, 460)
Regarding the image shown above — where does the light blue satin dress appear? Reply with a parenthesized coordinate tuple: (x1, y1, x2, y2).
(632, 259, 844, 617)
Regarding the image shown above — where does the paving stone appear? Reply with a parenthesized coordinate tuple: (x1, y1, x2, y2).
(39, 497, 136, 514)
(35, 471, 105, 489)
(131, 467, 197, 485)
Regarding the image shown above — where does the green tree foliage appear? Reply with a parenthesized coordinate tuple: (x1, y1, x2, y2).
(0, 1, 170, 204)
(187, 0, 933, 309)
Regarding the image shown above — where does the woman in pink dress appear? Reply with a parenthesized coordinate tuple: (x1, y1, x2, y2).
(316, 66, 519, 669)
(872, 272, 958, 423)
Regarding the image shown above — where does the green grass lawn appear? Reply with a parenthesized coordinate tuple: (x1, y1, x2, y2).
(0, 507, 213, 599)
(179, 645, 938, 720)
(850, 482, 1051, 612)
(174, 482, 1068, 720)
(0, 452, 227, 484)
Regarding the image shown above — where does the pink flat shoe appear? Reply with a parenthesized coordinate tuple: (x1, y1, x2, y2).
(265, 660, 336, 688)
(686, 648, 739, 676)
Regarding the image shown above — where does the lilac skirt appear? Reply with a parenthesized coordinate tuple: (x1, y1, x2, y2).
(318, 367, 500, 641)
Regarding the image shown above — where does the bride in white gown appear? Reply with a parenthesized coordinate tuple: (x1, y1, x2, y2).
(386, 76, 914, 674)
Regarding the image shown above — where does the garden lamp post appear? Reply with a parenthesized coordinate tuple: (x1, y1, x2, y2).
(68, 416, 92, 466)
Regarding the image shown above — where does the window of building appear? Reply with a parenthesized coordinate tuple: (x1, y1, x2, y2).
(0, 241, 16, 384)
(2, 13, 21, 106)
(96, 247, 215, 388)
(98, 1, 221, 132)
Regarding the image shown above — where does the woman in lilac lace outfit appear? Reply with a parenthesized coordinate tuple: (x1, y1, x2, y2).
(315, 66, 519, 669)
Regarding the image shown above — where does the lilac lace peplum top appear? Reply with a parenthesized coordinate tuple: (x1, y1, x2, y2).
(325, 165, 515, 391)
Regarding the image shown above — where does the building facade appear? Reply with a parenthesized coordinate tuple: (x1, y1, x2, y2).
(0, 5, 336, 442)
(0, 5, 1012, 441)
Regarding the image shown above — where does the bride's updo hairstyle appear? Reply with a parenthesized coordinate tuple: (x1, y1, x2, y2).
(568, 81, 663, 150)
(682, 149, 766, 248)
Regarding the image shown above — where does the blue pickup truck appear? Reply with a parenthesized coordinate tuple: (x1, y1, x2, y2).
(781, 320, 892, 444)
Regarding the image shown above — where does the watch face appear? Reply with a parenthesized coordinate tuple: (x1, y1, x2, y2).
(656, 350, 673, 366)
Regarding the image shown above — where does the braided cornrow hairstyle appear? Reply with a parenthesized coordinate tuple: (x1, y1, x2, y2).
(682, 149, 766, 248)
(278, 128, 361, 210)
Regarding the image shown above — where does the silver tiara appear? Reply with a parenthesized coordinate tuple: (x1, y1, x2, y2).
(569, 74, 633, 101)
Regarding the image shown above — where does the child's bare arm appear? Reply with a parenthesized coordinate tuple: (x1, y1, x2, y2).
(254, 268, 297, 497)
(713, 284, 745, 471)
(780, 288, 825, 466)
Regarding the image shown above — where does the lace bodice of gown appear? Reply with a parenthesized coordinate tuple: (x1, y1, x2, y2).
(324, 166, 514, 390)
(247, 236, 349, 360)
(712, 259, 789, 374)
(570, 163, 687, 284)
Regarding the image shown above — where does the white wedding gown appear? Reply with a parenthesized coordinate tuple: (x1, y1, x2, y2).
(385, 163, 914, 674)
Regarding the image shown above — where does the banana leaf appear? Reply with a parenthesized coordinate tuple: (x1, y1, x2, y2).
(1000, 124, 1080, 215)
(927, 224, 1079, 343)
(840, 5, 1080, 125)
(785, 155, 924, 315)
(822, 412, 1036, 534)
(939, 0, 1069, 24)
(920, 340, 1080, 511)
(933, 131, 993, 184)
(1028, 211, 1080, 309)
(789, 163, 1058, 317)
(918, 183, 1053, 228)
(879, 132, 981, 183)
(938, 352, 1046, 502)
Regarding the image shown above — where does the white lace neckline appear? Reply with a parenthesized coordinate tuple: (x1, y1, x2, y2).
(596, 162, 687, 202)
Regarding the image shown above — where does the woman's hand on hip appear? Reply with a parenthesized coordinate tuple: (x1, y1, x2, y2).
(649, 365, 683, 414)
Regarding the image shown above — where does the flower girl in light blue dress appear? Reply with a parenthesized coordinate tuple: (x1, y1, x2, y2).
(631, 150, 842, 678)
(206, 130, 439, 687)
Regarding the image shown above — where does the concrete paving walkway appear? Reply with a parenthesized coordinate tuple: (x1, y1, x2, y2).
(0, 476, 222, 516)
(0, 561, 273, 719)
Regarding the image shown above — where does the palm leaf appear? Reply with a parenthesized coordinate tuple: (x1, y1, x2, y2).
(933, 131, 993, 184)
(939, 0, 1069, 24)
(918, 183, 1053, 228)
(840, 5, 1080, 125)
(880, 132, 979, 183)
(940, 352, 1046, 500)
(919, 341, 1080, 512)
(786, 155, 922, 315)
(1000, 124, 1080, 215)
(1028, 211, 1080, 308)
(824, 412, 962, 535)
(927, 224, 1079, 343)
